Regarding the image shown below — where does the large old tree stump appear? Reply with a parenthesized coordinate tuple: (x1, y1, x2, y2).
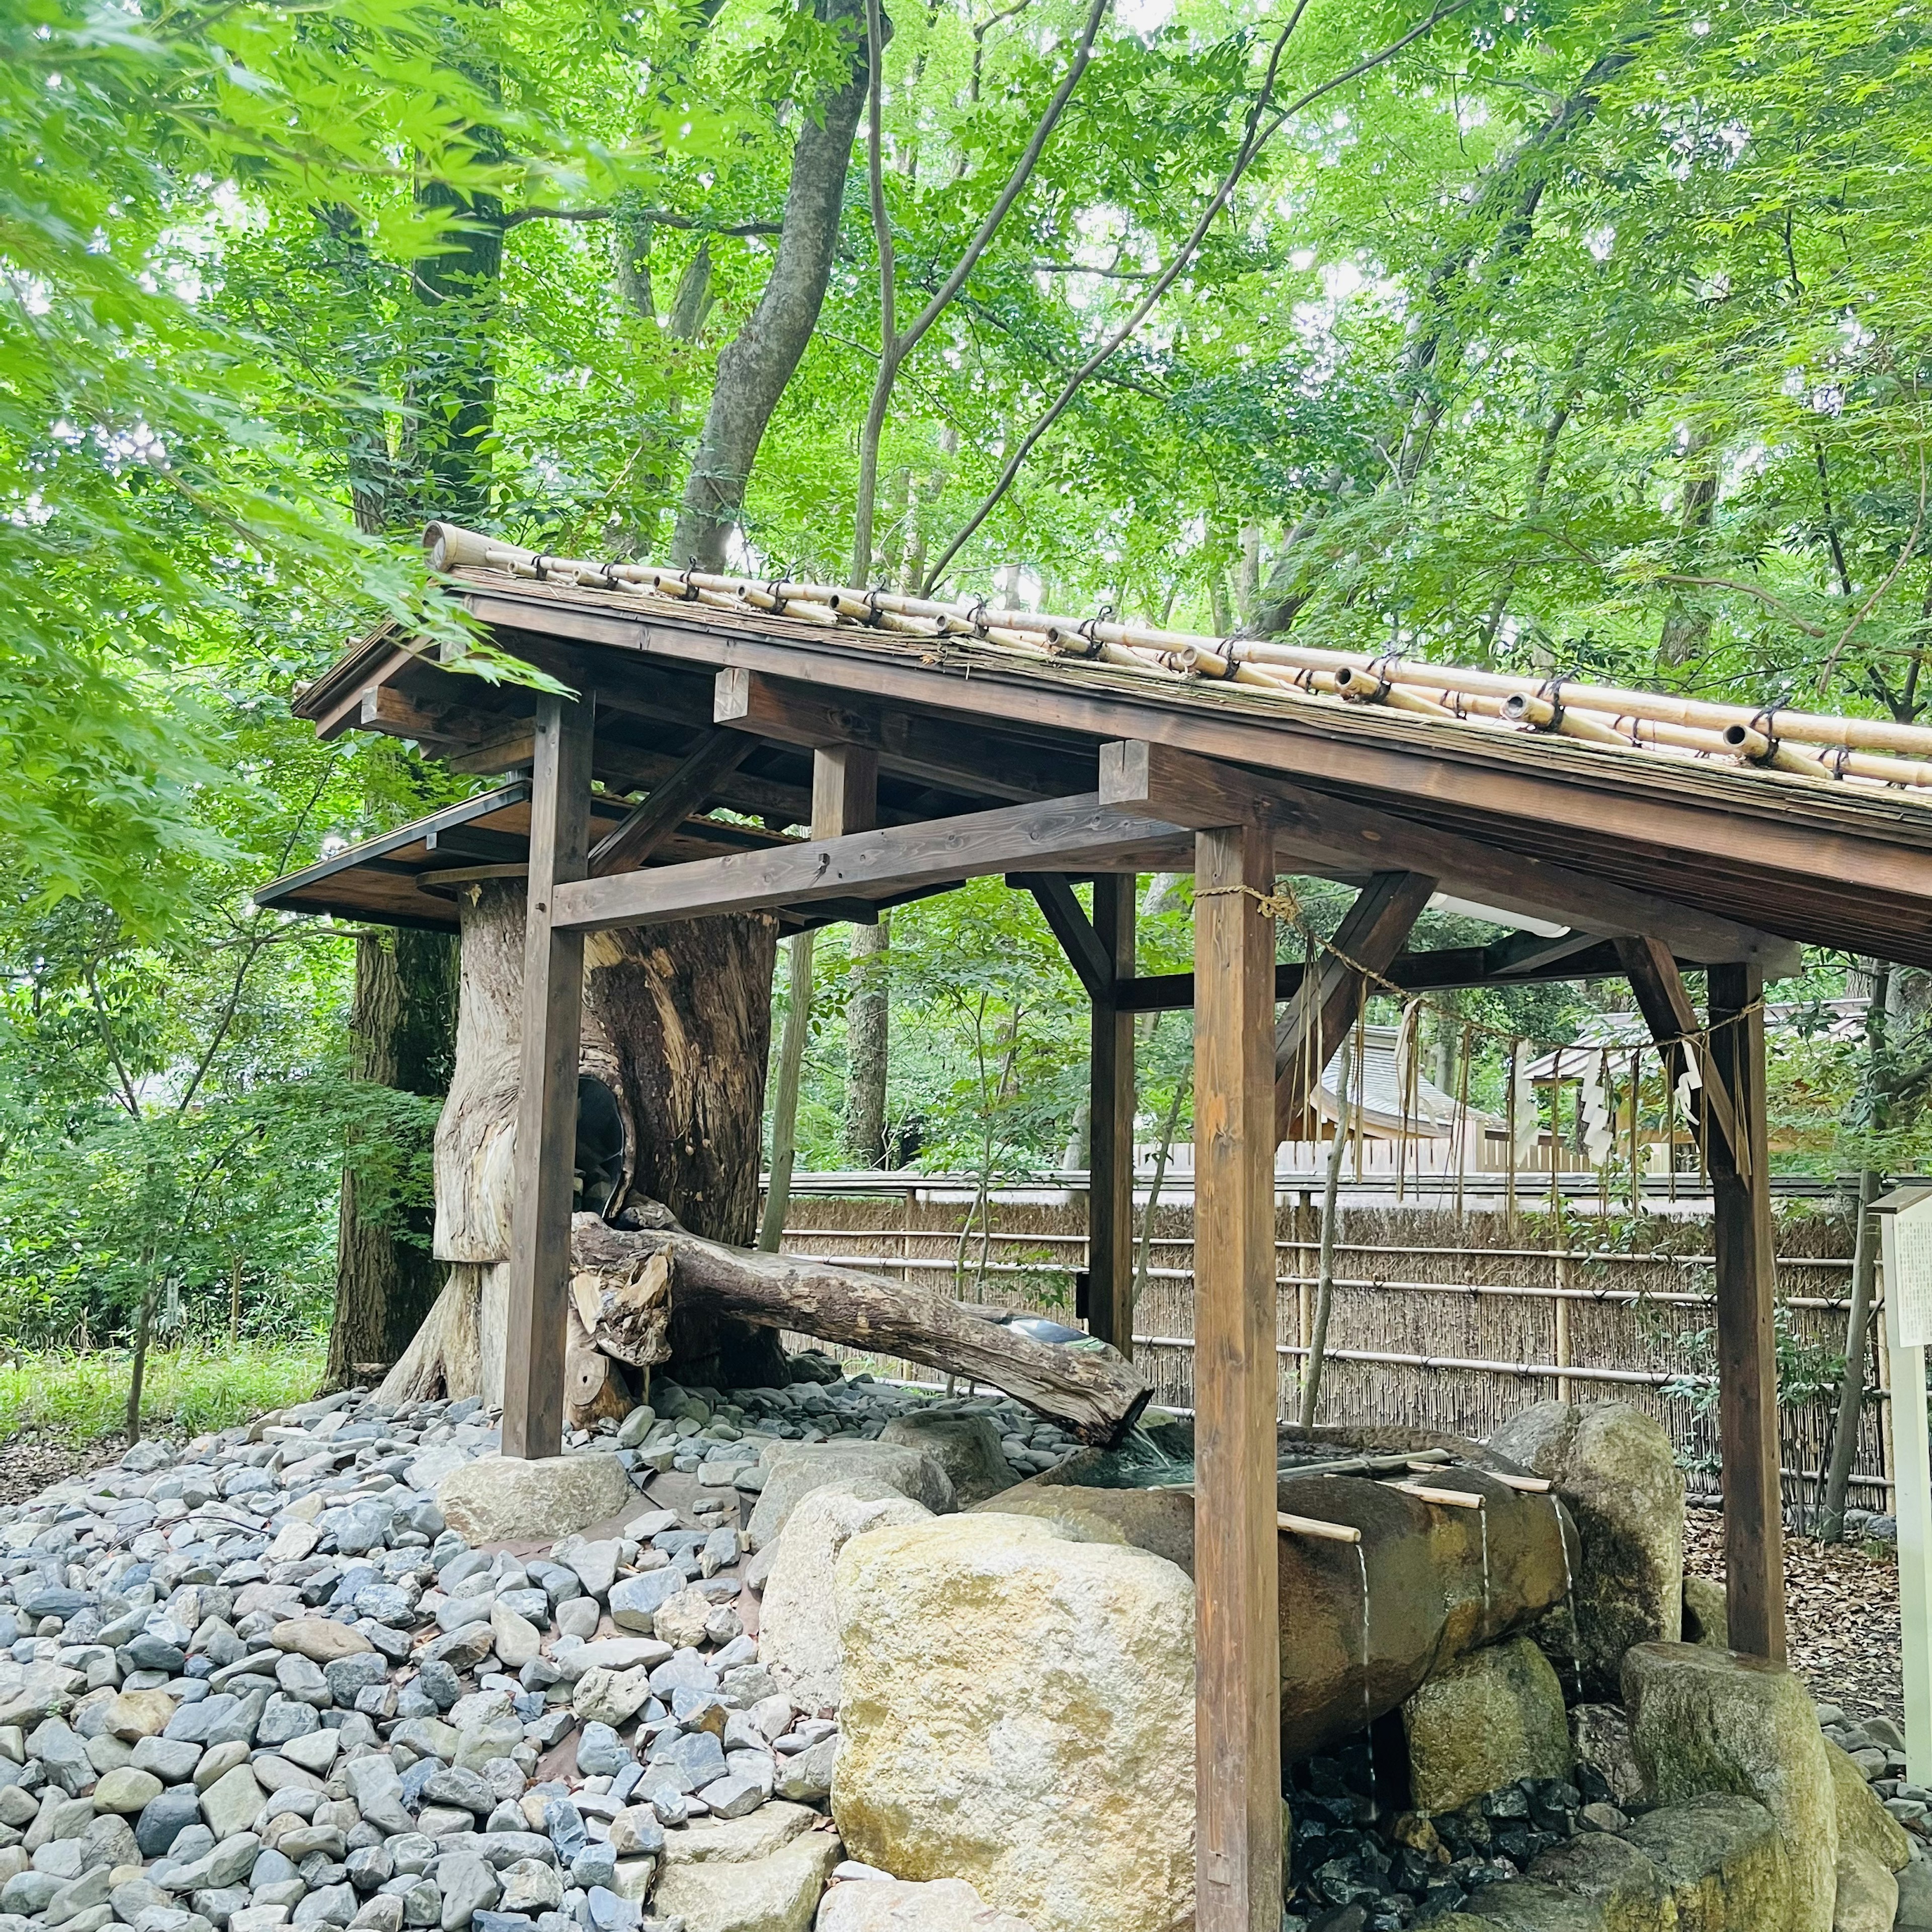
(379, 876, 1153, 1444)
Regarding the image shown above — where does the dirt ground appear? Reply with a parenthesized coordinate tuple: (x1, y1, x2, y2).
(1685, 1506, 1904, 1723)
(0, 1436, 97, 1508)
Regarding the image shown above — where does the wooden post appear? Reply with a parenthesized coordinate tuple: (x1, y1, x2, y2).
(1192, 819, 1282, 1932)
(502, 693, 594, 1461)
(1088, 874, 1136, 1354)
(1707, 961, 1787, 1662)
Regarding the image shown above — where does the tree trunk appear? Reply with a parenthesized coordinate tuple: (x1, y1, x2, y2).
(328, 929, 458, 1389)
(390, 879, 782, 1408)
(669, 0, 872, 569)
(759, 931, 814, 1249)
(844, 917, 890, 1166)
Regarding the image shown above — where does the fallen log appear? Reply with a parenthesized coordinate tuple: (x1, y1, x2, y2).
(601, 1210, 1152, 1447)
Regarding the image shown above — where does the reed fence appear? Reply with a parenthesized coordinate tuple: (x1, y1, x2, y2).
(775, 1192, 1889, 1513)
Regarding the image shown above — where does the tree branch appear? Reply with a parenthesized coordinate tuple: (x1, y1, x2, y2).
(922, 0, 1471, 593)
(502, 206, 783, 236)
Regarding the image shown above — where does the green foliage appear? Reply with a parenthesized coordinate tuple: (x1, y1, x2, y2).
(4, 0, 1926, 1390)
(0, 1340, 328, 1444)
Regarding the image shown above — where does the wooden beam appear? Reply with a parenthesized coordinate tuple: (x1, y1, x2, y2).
(1192, 818, 1283, 1932)
(501, 694, 594, 1461)
(811, 743, 879, 840)
(356, 683, 486, 747)
(1013, 873, 1113, 1001)
(1098, 740, 1801, 972)
(1614, 936, 1744, 1176)
(1274, 872, 1436, 1141)
(1087, 875, 1136, 1358)
(1707, 961, 1787, 1663)
(550, 795, 1191, 934)
(588, 730, 756, 876)
(1111, 935, 1629, 1013)
(715, 667, 1092, 802)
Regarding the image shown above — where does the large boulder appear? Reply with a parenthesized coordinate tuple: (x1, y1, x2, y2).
(1683, 1576, 1729, 1650)
(748, 1444, 955, 1551)
(878, 1412, 1019, 1506)
(1622, 1642, 1836, 1932)
(1403, 1637, 1572, 1815)
(832, 1513, 1194, 1932)
(1833, 1848, 1898, 1932)
(1487, 1400, 1682, 1699)
(759, 1487, 935, 1714)
(434, 1455, 632, 1544)
(1824, 1741, 1910, 1872)
(1621, 1793, 1794, 1930)
(816, 1876, 1037, 1930)
(1473, 1795, 1791, 1931)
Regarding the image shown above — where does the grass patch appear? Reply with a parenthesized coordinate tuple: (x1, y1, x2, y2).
(0, 1338, 328, 1446)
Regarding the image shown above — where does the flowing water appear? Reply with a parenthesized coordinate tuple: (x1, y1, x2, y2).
(1478, 1506, 1492, 1633)
(1550, 1494, 1584, 1698)
(1355, 1543, 1373, 1729)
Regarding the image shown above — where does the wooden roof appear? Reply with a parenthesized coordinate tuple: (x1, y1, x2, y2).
(261, 527, 1932, 970)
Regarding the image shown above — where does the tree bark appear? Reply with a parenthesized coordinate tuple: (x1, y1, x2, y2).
(844, 917, 890, 1166)
(393, 879, 782, 1406)
(759, 931, 814, 1248)
(328, 929, 458, 1389)
(669, 0, 872, 569)
(604, 1211, 1151, 1444)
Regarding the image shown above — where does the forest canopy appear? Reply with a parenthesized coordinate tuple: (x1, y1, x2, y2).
(3, 0, 1929, 1358)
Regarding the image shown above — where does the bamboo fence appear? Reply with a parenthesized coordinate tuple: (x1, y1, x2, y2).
(774, 1193, 1889, 1514)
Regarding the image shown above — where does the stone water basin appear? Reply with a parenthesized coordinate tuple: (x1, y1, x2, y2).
(973, 1420, 1581, 1761)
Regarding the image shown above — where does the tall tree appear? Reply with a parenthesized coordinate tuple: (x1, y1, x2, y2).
(671, 0, 875, 568)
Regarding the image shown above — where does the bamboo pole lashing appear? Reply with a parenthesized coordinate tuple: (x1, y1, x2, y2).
(434, 524, 1932, 778)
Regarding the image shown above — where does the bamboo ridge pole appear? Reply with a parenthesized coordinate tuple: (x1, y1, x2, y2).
(421, 522, 1932, 781)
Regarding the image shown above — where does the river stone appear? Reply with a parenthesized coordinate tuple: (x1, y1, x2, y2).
(1682, 1576, 1729, 1649)
(435, 1457, 632, 1546)
(1834, 1847, 1898, 1932)
(759, 1488, 934, 1713)
(816, 1876, 1038, 1932)
(650, 1831, 839, 1932)
(270, 1623, 372, 1665)
(1824, 1740, 1909, 1871)
(747, 1445, 954, 1552)
(93, 1768, 163, 1815)
(1620, 1792, 1793, 1930)
(1403, 1636, 1571, 1816)
(106, 1693, 179, 1743)
(658, 1802, 816, 1868)
(200, 1767, 266, 1842)
(877, 1414, 1018, 1506)
(1487, 1400, 1682, 1699)
(1623, 1641, 1835, 1932)
(832, 1513, 1194, 1932)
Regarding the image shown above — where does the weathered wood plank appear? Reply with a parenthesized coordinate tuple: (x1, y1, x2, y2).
(501, 694, 595, 1461)
(1707, 961, 1787, 1662)
(1114, 934, 1628, 1011)
(811, 742, 879, 840)
(715, 666, 1093, 802)
(1273, 871, 1435, 1141)
(1087, 875, 1136, 1357)
(589, 730, 756, 876)
(1193, 819, 1283, 1932)
(551, 794, 1190, 932)
(1098, 740, 1800, 971)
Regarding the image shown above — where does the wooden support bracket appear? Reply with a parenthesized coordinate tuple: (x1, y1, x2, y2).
(589, 730, 756, 876)
(1614, 935, 1745, 1178)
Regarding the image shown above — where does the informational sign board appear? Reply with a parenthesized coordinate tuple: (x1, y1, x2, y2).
(1893, 1201, 1932, 1348)
(1879, 1184, 1932, 1784)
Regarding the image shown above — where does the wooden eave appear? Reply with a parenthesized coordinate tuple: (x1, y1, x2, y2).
(287, 569, 1932, 969)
